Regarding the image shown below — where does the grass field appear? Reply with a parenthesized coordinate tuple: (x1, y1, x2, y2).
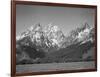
(16, 61, 95, 73)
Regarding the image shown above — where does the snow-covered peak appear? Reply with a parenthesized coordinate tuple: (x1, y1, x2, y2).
(29, 26, 34, 31)
(51, 25, 60, 32)
(16, 35, 21, 40)
(77, 27, 90, 40)
(33, 23, 42, 32)
(43, 24, 65, 48)
(16, 23, 94, 51)
(65, 23, 94, 46)
(76, 24, 94, 44)
(16, 23, 66, 50)
(83, 23, 90, 29)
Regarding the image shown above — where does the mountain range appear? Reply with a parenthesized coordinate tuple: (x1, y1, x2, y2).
(16, 23, 95, 64)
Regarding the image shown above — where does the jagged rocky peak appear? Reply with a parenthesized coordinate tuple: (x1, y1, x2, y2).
(33, 23, 42, 32)
(16, 22, 94, 50)
(16, 23, 67, 50)
(43, 23, 66, 47)
(77, 23, 92, 40)
(66, 22, 94, 45)
(16, 23, 42, 40)
(71, 23, 91, 36)
(82, 23, 91, 29)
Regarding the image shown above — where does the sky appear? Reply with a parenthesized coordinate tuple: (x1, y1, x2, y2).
(16, 4, 95, 36)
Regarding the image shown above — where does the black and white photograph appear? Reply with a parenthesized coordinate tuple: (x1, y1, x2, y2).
(14, 2, 97, 75)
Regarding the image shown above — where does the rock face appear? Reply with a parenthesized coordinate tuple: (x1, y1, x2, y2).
(16, 23, 95, 64)
(16, 23, 66, 51)
(64, 23, 94, 46)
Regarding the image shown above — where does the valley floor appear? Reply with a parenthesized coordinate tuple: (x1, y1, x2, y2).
(16, 61, 95, 73)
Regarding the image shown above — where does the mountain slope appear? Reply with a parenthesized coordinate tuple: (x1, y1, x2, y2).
(63, 23, 94, 47)
(38, 41, 94, 63)
(16, 23, 95, 64)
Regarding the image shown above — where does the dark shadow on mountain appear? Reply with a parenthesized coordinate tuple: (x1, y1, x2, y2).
(16, 44, 46, 65)
(38, 41, 95, 63)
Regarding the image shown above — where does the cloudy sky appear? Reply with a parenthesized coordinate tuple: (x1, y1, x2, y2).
(16, 4, 95, 36)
